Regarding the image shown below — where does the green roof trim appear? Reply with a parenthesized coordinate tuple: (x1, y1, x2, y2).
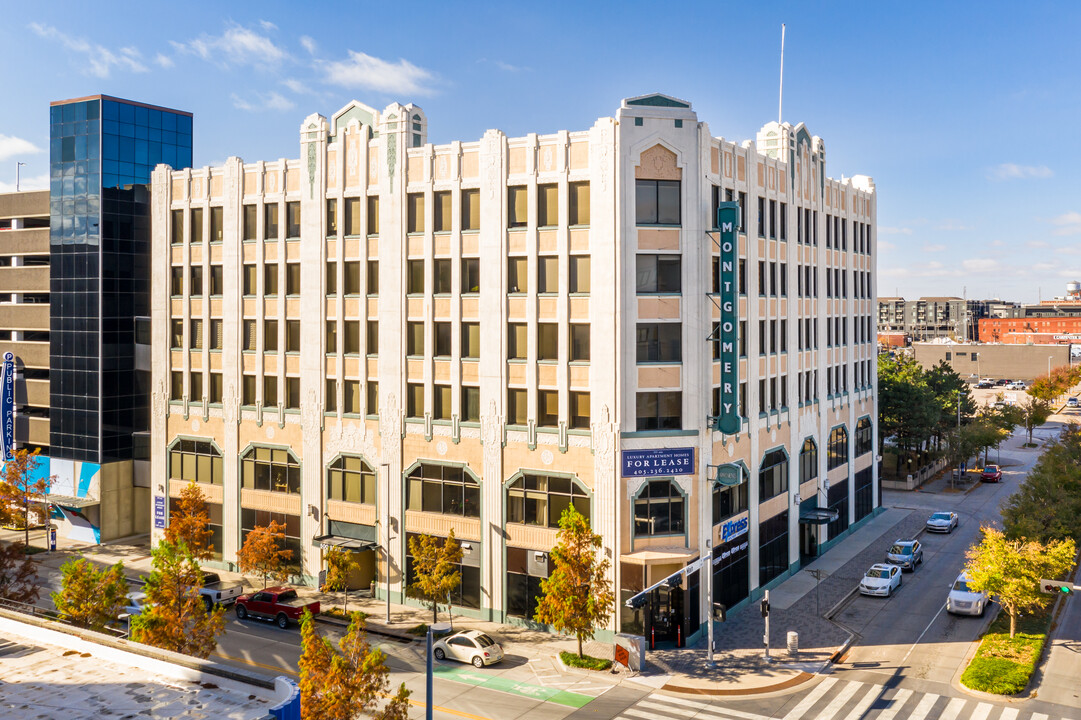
(627, 94, 690, 108)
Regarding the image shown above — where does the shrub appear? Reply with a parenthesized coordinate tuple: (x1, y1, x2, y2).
(559, 650, 612, 671)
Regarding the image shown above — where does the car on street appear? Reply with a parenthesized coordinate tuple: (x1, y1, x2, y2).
(197, 571, 245, 610)
(235, 587, 320, 628)
(432, 630, 504, 668)
(980, 464, 1003, 482)
(859, 563, 902, 597)
(123, 591, 147, 616)
(925, 511, 959, 533)
(947, 571, 988, 616)
(1068, 397, 1079, 408)
(885, 539, 923, 571)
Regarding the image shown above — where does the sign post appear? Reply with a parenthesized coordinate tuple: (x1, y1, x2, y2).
(714, 202, 741, 434)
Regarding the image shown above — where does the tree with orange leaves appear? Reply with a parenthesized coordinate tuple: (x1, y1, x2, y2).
(236, 520, 294, 589)
(0, 449, 51, 547)
(163, 481, 214, 560)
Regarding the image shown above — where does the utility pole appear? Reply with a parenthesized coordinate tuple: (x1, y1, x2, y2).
(16, 162, 26, 192)
(762, 590, 771, 662)
(382, 462, 392, 624)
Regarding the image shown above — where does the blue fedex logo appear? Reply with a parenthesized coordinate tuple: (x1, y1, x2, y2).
(721, 516, 749, 543)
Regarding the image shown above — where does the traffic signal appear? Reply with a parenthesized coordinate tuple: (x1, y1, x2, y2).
(626, 594, 649, 609)
(760, 597, 770, 617)
(1039, 579, 1075, 595)
(667, 575, 683, 589)
(713, 603, 727, 622)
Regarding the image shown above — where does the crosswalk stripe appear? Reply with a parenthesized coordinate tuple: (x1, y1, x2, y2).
(907, 692, 940, 720)
(998, 709, 1019, 720)
(875, 687, 912, 720)
(1030, 714, 1049, 720)
(645, 694, 767, 720)
(622, 708, 659, 720)
(814, 681, 861, 720)
(939, 697, 967, 720)
(841, 684, 884, 720)
(781, 676, 839, 720)
(968, 701, 993, 720)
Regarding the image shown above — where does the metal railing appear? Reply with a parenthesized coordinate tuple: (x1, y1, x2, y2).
(0, 595, 127, 638)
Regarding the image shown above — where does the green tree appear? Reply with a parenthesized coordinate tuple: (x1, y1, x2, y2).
(926, 360, 976, 440)
(52, 558, 130, 630)
(130, 540, 225, 658)
(406, 530, 462, 624)
(1001, 425, 1081, 542)
(534, 506, 614, 659)
(236, 520, 294, 589)
(878, 355, 939, 469)
(965, 526, 1076, 637)
(163, 481, 214, 561)
(299, 609, 411, 720)
(322, 547, 362, 614)
(1018, 395, 1053, 445)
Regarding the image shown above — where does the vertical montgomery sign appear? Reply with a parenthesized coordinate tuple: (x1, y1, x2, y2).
(715, 202, 741, 434)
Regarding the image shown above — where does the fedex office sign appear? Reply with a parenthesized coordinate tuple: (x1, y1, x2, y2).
(621, 448, 695, 478)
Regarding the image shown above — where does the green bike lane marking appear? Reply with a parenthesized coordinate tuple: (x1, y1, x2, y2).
(433, 665, 593, 708)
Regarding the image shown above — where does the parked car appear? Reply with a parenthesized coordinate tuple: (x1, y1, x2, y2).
(1007, 381, 1026, 390)
(975, 380, 994, 389)
(925, 511, 959, 533)
(994, 379, 1011, 387)
(197, 571, 245, 610)
(859, 564, 902, 597)
(432, 630, 504, 668)
(1067, 397, 1079, 408)
(235, 587, 320, 628)
(980, 465, 1002, 483)
(123, 591, 147, 616)
(885, 539, 923, 571)
(947, 571, 988, 616)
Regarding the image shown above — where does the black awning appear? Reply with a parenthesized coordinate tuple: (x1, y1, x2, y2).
(799, 508, 840, 525)
(313, 534, 379, 551)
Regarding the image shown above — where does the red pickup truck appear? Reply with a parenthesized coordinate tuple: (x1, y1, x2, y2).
(235, 587, 320, 628)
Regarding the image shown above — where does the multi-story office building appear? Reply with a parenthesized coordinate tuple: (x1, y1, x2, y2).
(0, 95, 192, 543)
(876, 296, 987, 342)
(151, 94, 878, 643)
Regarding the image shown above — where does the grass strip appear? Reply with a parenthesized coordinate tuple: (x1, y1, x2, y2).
(559, 650, 612, 671)
(960, 603, 1052, 695)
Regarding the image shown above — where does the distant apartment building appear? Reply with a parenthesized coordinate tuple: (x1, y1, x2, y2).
(151, 93, 879, 644)
(877, 296, 988, 342)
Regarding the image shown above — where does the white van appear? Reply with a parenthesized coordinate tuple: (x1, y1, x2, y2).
(946, 571, 988, 616)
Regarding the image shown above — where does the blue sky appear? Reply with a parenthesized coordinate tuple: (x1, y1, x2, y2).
(0, 1, 1077, 303)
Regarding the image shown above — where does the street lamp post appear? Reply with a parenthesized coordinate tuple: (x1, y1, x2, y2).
(381, 462, 391, 625)
(16, 162, 26, 192)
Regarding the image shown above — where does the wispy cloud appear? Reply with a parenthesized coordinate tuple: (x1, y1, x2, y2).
(231, 91, 295, 112)
(172, 23, 288, 70)
(322, 51, 436, 95)
(0, 172, 48, 193)
(988, 163, 1054, 181)
(1049, 211, 1081, 236)
(30, 23, 147, 78)
(300, 36, 317, 55)
(878, 226, 912, 236)
(923, 244, 946, 253)
(878, 240, 896, 252)
(962, 258, 1001, 273)
(0, 134, 43, 162)
(259, 20, 278, 32)
(1026, 239, 1050, 249)
(154, 53, 174, 69)
(282, 78, 319, 96)
(935, 219, 973, 231)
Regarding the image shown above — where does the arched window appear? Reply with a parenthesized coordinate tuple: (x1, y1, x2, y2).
(507, 473, 590, 527)
(855, 418, 873, 457)
(759, 448, 789, 502)
(241, 446, 300, 494)
(327, 456, 376, 504)
(633, 479, 685, 537)
(799, 438, 818, 484)
(406, 463, 479, 517)
(828, 426, 849, 470)
(169, 439, 222, 485)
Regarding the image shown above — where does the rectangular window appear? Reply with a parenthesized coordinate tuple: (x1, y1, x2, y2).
(326, 199, 338, 236)
(508, 257, 527, 293)
(433, 258, 452, 294)
(286, 320, 300, 353)
(538, 256, 559, 293)
(264, 376, 278, 406)
(433, 191, 451, 232)
(568, 181, 591, 225)
(325, 262, 337, 295)
(209, 373, 223, 403)
(434, 322, 452, 357)
(242, 375, 256, 405)
(570, 392, 590, 429)
(538, 324, 558, 361)
(366, 321, 378, 354)
(635, 179, 680, 225)
(758, 261, 767, 297)
(366, 382, 378, 414)
(407, 260, 425, 294)
(461, 258, 480, 293)
(434, 385, 452, 420)
(538, 184, 558, 227)
(190, 208, 203, 244)
(508, 186, 527, 228)
(366, 259, 378, 294)
(770, 262, 777, 296)
(171, 267, 184, 296)
(538, 390, 559, 427)
(171, 371, 183, 400)
(264, 264, 278, 295)
(242, 265, 256, 295)
(243, 205, 257, 241)
(407, 383, 424, 418)
(757, 197, 766, 237)
(635, 391, 682, 431)
(344, 322, 360, 354)
(462, 386, 480, 422)
(286, 263, 300, 295)
(189, 319, 203, 349)
(570, 325, 590, 361)
(285, 377, 300, 409)
(636, 323, 681, 363)
(210, 265, 223, 296)
(286, 201, 300, 238)
(407, 193, 425, 233)
(243, 320, 257, 352)
(779, 202, 787, 241)
(345, 381, 361, 414)
(209, 319, 223, 350)
(461, 189, 480, 231)
(344, 197, 361, 236)
(570, 255, 590, 293)
(264, 320, 278, 352)
(325, 321, 337, 353)
(367, 196, 379, 235)
(325, 379, 337, 412)
(462, 323, 480, 358)
(407, 322, 425, 356)
(210, 206, 223, 243)
(508, 323, 528, 360)
(188, 372, 203, 402)
(264, 203, 279, 239)
(171, 209, 184, 244)
(170, 319, 183, 349)
(759, 320, 767, 356)
(507, 388, 528, 425)
(636, 254, 681, 293)
(342, 261, 360, 295)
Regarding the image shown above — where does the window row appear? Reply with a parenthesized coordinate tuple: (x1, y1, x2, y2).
(170, 207, 224, 244)
(325, 260, 378, 296)
(241, 202, 302, 241)
(756, 260, 788, 297)
(504, 388, 590, 429)
(169, 370, 223, 403)
(711, 257, 747, 295)
(824, 215, 873, 255)
(240, 263, 302, 296)
(796, 208, 818, 245)
(757, 319, 788, 355)
(796, 263, 818, 298)
(797, 369, 819, 404)
(507, 323, 590, 361)
(326, 196, 379, 237)
(797, 317, 818, 351)
(756, 197, 787, 241)
(170, 265, 224, 297)
(855, 359, 873, 390)
(325, 320, 379, 355)
(826, 364, 849, 396)
(170, 319, 224, 350)
(757, 375, 789, 414)
(507, 255, 591, 294)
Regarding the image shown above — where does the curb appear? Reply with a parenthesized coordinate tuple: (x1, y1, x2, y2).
(659, 671, 815, 696)
(314, 614, 417, 644)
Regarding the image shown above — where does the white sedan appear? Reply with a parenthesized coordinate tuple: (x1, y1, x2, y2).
(925, 511, 959, 533)
(860, 564, 902, 597)
(432, 630, 504, 668)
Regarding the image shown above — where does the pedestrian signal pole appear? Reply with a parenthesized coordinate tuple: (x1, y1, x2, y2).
(762, 590, 771, 662)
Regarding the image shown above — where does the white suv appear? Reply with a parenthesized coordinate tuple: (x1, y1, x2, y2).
(947, 571, 988, 616)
